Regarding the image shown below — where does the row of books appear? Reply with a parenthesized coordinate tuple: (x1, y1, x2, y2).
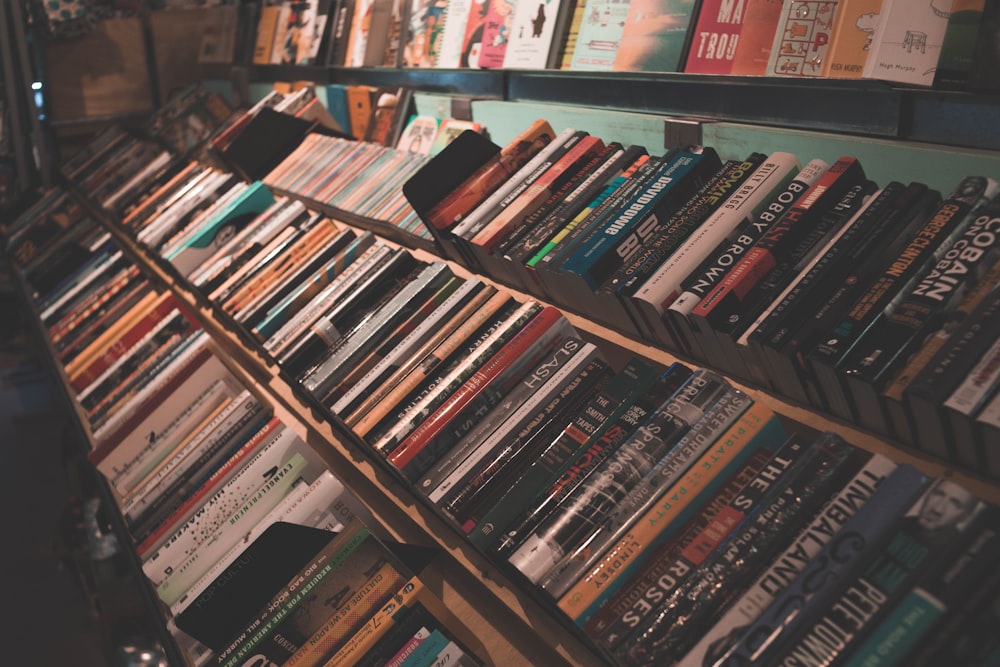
(51, 104, 1000, 667)
(382, 117, 1000, 482)
(227, 0, 1000, 89)
(5, 186, 486, 667)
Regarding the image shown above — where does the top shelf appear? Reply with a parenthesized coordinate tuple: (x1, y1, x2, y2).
(199, 63, 1000, 151)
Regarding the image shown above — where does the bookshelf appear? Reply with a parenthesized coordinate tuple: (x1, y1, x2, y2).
(18, 58, 1000, 667)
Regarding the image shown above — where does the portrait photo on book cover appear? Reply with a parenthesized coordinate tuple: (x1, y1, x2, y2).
(900, 477, 980, 546)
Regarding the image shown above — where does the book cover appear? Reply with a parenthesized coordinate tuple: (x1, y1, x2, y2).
(612, 0, 701, 72)
(934, 0, 988, 88)
(568, 0, 632, 70)
(765, 0, 842, 77)
(502, 0, 571, 68)
(729, 0, 786, 73)
(822, 0, 883, 78)
(862, 0, 953, 86)
(683, 0, 750, 73)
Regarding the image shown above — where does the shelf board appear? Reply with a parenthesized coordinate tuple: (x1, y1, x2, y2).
(198, 65, 1000, 152)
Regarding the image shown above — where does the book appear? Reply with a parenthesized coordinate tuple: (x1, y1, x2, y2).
(386, 306, 575, 480)
(684, 0, 751, 73)
(556, 400, 787, 624)
(439, 353, 611, 525)
(422, 337, 597, 503)
(716, 464, 929, 665)
(808, 175, 999, 423)
(568, 0, 632, 69)
(508, 369, 733, 585)
(934, 0, 989, 88)
(483, 361, 690, 555)
(629, 151, 801, 347)
(769, 479, 985, 667)
(540, 387, 761, 601)
(502, 0, 574, 68)
(612, 0, 703, 72)
(214, 525, 400, 667)
(729, 0, 789, 74)
(842, 504, 1000, 667)
(862, 0, 953, 86)
(551, 146, 723, 310)
(673, 450, 898, 667)
(420, 119, 557, 237)
(470, 359, 684, 554)
(841, 193, 1000, 437)
(765, 0, 842, 77)
(822, 0, 883, 78)
(623, 434, 871, 663)
(284, 562, 406, 667)
(665, 156, 827, 362)
(173, 521, 338, 651)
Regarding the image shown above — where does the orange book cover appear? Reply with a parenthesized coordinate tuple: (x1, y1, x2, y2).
(729, 0, 785, 75)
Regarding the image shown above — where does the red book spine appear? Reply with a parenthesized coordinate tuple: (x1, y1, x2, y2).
(472, 136, 608, 253)
(70, 293, 185, 393)
(387, 307, 566, 473)
(424, 119, 556, 231)
(691, 157, 857, 320)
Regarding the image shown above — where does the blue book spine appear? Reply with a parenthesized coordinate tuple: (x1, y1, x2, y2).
(717, 464, 929, 666)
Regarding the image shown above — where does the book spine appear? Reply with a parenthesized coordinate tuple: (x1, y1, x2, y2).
(690, 156, 865, 331)
(440, 355, 609, 523)
(676, 452, 898, 667)
(131, 415, 282, 556)
(150, 453, 307, 592)
(353, 290, 515, 440)
(120, 391, 262, 514)
(808, 175, 999, 416)
(470, 135, 607, 257)
(264, 241, 391, 358)
(424, 119, 556, 231)
(387, 307, 572, 480)
(772, 480, 984, 667)
(331, 277, 480, 416)
(719, 464, 929, 666)
(555, 402, 785, 623)
(843, 192, 1000, 389)
(457, 129, 585, 241)
(508, 370, 732, 584)
(372, 300, 541, 454)
(488, 362, 689, 563)
(302, 262, 453, 399)
(624, 435, 870, 663)
(581, 448, 773, 643)
(138, 420, 296, 568)
(154, 454, 311, 602)
(559, 147, 722, 292)
(520, 148, 648, 270)
(609, 153, 767, 298)
(70, 293, 183, 392)
(451, 127, 582, 241)
(422, 338, 594, 503)
(282, 560, 406, 667)
(501, 142, 626, 263)
(539, 387, 756, 599)
(477, 359, 676, 553)
(628, 152, 801, 343)
(842, 508, 1000, 667)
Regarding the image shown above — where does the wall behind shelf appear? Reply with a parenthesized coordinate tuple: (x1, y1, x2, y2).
(464, 99, 1000, 194)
